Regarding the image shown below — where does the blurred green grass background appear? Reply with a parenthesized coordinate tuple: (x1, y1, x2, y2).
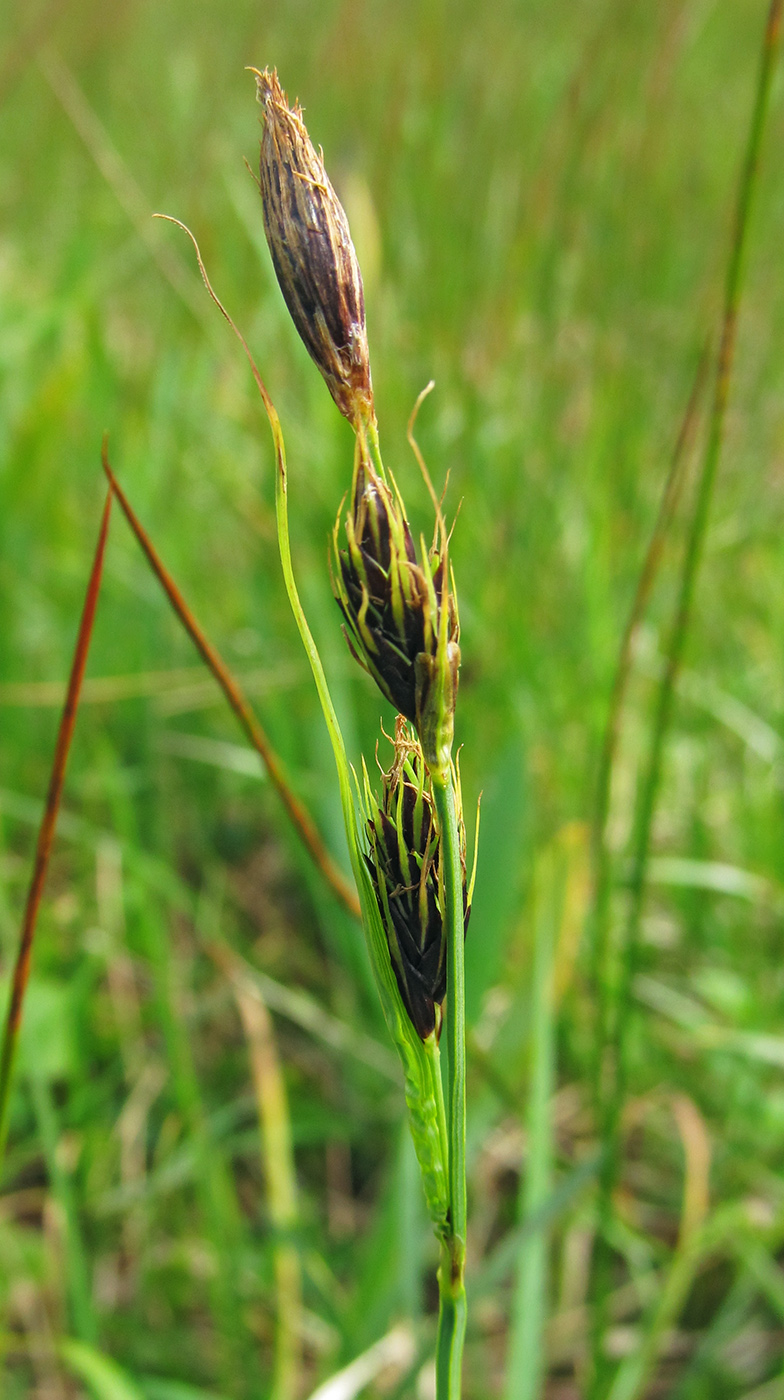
(2, 0, 784, 1396)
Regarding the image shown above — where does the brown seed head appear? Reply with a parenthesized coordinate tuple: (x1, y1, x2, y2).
(253, 67, 374, 426)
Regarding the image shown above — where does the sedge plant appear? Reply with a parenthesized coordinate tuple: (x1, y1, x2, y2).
(251, 68, 474, 1395)
(140, 67, 476, 1395)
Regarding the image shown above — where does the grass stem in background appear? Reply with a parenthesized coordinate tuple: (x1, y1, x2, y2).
(504, 848, 557, 1400)
(433, 773, 467, 1400)
(30, 1072, 97, 1346)
(586, 348, 707, 1382)
(606, 1203, 749, 1400)
(38, 46, 211, 328)
(590, 347, 707, 1061)
(135, 899, 252, 1398)
(589, 2, 783, 1389)
(505, 825, 589, 1398)
(0, 488, 112, 1177)
(101, 446, 360, 921)
(213, 944, 302, 1400)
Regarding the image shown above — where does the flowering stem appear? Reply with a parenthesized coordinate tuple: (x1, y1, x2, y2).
(436, 1249, 467, 1400)
(432, 770, 467, 1400)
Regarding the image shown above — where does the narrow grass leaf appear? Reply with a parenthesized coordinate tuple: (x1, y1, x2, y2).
(61, 1338, 147, 1400)
(505, 826, 588, 1400)
(607, 1203, 753, 1400)
(0, 488, 111, 1174)
(305, 1324, 416, 1400)
(214, 944, 302, 1400)
(131, 897, 252, 1398)
(505, 852, 556, 1400)
(32, 1073, 97, 1343)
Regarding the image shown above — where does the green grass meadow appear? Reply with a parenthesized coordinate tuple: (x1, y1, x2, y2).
(2, 0, 784, 1395)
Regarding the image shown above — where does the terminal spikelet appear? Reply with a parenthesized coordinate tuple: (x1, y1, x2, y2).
(254, 66, 374, 426)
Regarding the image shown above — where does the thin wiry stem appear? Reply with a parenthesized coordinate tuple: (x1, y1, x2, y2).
(0, 489, 112, 1175)
(433, 772, 467, 1400)
(589, 3, 783, 1390)
(102, 445, 360, 921)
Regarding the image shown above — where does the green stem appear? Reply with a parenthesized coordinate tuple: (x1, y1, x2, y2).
(589, 348, 707, 1105)
(30, 1072, 97, 1344)
(436, 1253, 468, 1400)
(589, 4, 782, 1391)
(585, 352, 706, 1387)
(505, 847, 557, 1400)
(433, 772, 467, 1400)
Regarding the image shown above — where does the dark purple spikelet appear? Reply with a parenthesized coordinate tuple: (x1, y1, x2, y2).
(333, 443, 460, 738)
(364, 720, 470, 1041)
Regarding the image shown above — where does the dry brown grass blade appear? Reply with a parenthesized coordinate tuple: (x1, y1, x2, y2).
(101, 442, 361, 920)
(0, 487, 113, 1173)
(671, 1093, 711, 1246)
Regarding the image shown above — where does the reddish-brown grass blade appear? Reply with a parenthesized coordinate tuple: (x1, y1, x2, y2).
(101, 443, 361, 921)
(0, 487, 113, 1173)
